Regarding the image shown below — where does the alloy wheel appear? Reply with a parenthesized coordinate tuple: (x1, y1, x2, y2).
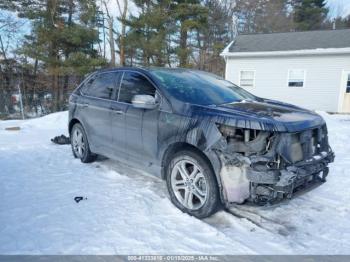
(170, 159, 208, 210)
(72, 128, 85, 158)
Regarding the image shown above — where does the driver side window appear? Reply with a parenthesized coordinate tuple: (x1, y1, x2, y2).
(118, 72, 156, 103)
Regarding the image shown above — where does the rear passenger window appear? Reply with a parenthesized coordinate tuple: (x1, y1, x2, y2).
(118, 72, 156, 103)
(82, 72, 116, 99)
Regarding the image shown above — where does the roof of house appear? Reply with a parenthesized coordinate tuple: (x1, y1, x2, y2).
(227, 29, 350, 53)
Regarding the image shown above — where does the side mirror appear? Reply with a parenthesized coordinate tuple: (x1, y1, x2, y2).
(131, 94, 158, 109)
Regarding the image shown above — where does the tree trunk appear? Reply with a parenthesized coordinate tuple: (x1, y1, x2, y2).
(49, 50, 60, 112)
(61, 0, 74, 109)
(101, 0, 107, 59)
(119, 0, 128, 66)
(0, 36, 9, 114)
(52, 71, 60, 112)
(0, 70, 7, 115)
(179, 22, 188, 67)
(108, 17, 116, 67)
(119, 27, 126, 66)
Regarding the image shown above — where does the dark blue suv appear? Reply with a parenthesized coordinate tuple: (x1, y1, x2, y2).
(69, 67, 334, 218)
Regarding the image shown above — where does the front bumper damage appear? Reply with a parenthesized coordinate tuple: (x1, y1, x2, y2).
(247, 151, 334, 204)
(212, 124, 335, 205)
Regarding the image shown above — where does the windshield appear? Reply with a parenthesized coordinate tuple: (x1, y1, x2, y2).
(150, 69, 256, 106)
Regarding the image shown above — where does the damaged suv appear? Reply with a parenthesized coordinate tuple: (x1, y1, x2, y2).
(69, 67, 334, 218)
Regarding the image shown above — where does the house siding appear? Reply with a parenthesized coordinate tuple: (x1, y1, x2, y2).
(225, 54, 350, 112)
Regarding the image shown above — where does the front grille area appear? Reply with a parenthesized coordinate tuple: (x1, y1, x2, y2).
(277, 124, 329, 165)
(215, 122, 334, 205)
(246, 124, 334, 205)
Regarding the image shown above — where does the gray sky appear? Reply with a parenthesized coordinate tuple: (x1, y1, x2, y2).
(328, 0, 350, 16)
(103, 0, 350, 20)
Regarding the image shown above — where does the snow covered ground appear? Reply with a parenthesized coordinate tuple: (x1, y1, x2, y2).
(0, 111, 350, 254)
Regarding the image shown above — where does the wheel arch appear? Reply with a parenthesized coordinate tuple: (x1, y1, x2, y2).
(69, 118, 93, 148)
(68, 118, 81, 135)
(160, 142, 225, 204)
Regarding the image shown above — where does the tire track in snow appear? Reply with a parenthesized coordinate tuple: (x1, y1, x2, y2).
(227, 205, 296, 237)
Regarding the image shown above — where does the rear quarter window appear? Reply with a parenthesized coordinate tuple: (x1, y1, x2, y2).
(81, 72, 116, 99)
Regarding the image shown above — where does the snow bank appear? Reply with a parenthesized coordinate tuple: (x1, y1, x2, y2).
(0, 111, 350, 254)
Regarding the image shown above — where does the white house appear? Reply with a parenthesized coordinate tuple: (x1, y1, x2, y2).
(221, 29, 350, 113)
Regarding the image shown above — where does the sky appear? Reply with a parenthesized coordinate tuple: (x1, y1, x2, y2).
(109, 0, 350, 17)
(102, 0, 350, 19)
(327, 0, 350, 17)
(2, 0, 350, 35)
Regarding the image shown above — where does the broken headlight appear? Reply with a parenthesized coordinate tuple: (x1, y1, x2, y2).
(217, 124, 261, 142)
(217, 124, 237, 138)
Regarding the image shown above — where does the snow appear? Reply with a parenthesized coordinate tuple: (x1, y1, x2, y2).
(0, 111, 350, 254)
(220, 40, 234, 57)
(221, 47, 350, 58)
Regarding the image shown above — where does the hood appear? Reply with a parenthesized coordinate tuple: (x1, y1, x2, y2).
(190, 99, 325, 132)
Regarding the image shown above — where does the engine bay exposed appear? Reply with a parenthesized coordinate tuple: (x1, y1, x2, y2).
(212, 124, 335, 205)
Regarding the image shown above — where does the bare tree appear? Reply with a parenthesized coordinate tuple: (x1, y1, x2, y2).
(99, 0, 107, 59)
(0, 13, 25, 60)
(116, 0, 128, 66)
(103, 0, 116, 67)
(0, 12, 25, 115)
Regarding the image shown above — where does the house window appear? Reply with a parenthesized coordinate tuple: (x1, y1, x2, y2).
(347, 74, 350, 93)
(288, 69, 305, 87)
(239, 70, 255, 88)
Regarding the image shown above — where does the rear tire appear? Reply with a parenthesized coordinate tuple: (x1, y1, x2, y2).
(70, 123, 96, 163)
(166, 149, 220, 218)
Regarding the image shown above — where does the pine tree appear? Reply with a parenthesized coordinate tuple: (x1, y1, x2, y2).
(2, 0, 106, 111)
(234, 0, 292, 34)
(170, 0, 208, 67)
(255, 0, 293, 33)
(197, 0, 234, 75)
(125, 0, 208, 68)
(125, 0, 174, 66)
(292, 0, 329, 31)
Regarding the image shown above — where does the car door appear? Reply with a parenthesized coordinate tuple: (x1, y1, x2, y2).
(79, 71, 118, 154)
(113, 71, 160, 163)
(110, 71, 128, 157)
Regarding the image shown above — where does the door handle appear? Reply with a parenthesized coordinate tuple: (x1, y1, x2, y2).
(81, 103, 88, 108)
(110, 108, 124, 115)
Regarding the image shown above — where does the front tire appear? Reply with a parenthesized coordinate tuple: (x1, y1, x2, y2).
(70, 123, 96, 163)
(166, 150, 220, 218)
